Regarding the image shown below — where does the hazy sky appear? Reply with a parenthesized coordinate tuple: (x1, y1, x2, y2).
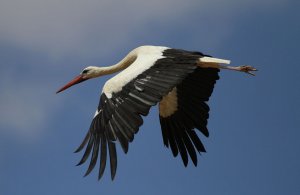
(1, 0, 299, 194)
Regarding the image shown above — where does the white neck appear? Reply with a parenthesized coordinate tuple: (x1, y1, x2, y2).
(90, 52, 138, 78)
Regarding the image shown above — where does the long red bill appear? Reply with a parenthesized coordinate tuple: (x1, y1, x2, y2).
(56, 75, 87, 94)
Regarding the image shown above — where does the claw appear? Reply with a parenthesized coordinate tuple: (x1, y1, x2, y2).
(239, 65, 258, 76)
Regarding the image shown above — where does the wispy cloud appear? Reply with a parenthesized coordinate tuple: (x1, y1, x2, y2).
(0, 68, 60, 140)
(0, 0, 201, 57)
(0, 0, 286, 57)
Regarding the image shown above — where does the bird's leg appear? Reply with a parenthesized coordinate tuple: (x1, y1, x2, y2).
(198, 57, 257, 76)
(219, 64, 258, 76)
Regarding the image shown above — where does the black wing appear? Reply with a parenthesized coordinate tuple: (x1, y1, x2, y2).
(74, 49, 209, 180)
(159, 67, 219, 166)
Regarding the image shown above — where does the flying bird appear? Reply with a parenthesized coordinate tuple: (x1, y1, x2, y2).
(56, 45, 257, 180)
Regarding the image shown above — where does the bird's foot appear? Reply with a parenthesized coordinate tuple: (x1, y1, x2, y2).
(237, 65, 258, 76)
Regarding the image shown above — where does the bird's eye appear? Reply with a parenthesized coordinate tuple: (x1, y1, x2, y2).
(82, 69, 89, 74)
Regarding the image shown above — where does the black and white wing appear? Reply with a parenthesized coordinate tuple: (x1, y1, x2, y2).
(159, 67, 219, 166)
(74, 49, 216, 180)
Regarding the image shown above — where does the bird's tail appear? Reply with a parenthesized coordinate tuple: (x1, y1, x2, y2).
(199, 56, 230, 64)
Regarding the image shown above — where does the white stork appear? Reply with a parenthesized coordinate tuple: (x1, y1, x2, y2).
(56, 45, 257, 180)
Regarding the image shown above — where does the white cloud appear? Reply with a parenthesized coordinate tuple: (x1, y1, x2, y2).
(0, 0, 286, 57)
(0, 69, 60, 140)
(0, 0, 199, 57)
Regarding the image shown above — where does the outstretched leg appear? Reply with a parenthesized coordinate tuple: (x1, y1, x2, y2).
(198, 56, 257, 76)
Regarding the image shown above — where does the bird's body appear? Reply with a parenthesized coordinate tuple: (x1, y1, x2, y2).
(103, 46, 168, 97)
(57, 45, 257, 180)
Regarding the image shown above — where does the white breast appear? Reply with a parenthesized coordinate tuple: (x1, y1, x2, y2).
(103, 46, 169, 98)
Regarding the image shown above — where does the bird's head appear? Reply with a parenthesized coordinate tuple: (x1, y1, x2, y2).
(56, 66, 102, 94)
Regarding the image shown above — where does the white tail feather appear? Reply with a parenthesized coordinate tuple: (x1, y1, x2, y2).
(199, 57, 231, 64)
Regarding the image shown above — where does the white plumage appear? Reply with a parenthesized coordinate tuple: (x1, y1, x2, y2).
(103, 46, 168, 98)
(56, 45, 257, 180)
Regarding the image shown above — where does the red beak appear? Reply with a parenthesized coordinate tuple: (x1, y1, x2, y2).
(56, 75, 87, 94)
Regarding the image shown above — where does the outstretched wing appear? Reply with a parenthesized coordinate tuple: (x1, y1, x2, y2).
(159, 67, 219, 166)
(74, 49, 208, 180)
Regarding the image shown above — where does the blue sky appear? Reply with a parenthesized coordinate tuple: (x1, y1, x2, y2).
(1, 0, 299, 194)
